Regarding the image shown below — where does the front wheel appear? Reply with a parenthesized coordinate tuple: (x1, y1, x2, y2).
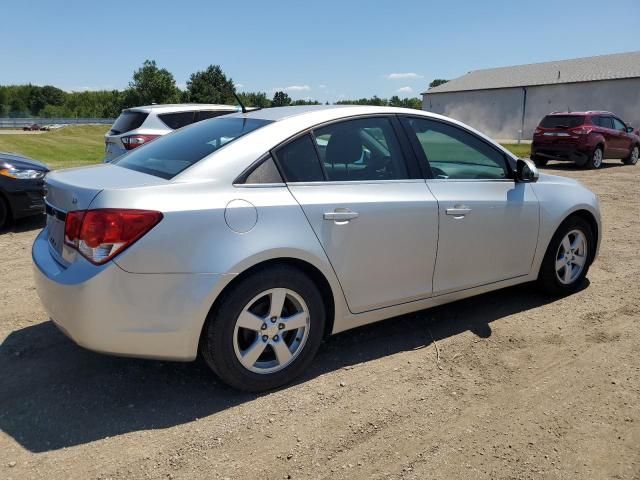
(585, 146, 603, 169)
(537, 216, 593, 295)
(623, 145, 639, 165)
(200, 265, 326, 392)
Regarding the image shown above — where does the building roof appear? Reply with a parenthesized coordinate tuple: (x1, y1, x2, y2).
(424, 51, 640, 94)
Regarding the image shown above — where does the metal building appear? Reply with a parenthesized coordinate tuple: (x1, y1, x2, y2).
(422, 51, 640, 140)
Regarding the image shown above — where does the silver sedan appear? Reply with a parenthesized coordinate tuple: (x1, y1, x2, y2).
(33, 106, 601, 391)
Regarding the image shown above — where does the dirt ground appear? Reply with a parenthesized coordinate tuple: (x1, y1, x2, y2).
(1, 160, 639, 480)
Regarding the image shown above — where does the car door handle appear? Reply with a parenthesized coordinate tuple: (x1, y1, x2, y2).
(323, 209, 359, 222)
(446, 206, 471, 217)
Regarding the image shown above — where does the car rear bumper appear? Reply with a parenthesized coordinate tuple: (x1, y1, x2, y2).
(531, 143, 591, 163)
(32, 229, 233, 361)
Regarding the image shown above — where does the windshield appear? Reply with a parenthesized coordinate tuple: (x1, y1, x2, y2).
(115, 117, 272, 179)
(110, 111, 148, 134)
(540, 115, 585, 129)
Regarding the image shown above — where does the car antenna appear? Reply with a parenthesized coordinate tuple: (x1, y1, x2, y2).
(233, 91, 248, 114)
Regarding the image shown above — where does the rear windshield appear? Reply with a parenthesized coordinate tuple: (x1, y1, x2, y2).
(110, 111, 149, 134)
(114, 117, 272, 179)
(539, 115, 585, 129)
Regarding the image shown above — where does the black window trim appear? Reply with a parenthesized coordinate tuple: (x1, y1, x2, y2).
(233, 152, 286, 187)
(270, 114, 423, 184)
(397, 115, 516, 181)
(158, 110, 196, 130)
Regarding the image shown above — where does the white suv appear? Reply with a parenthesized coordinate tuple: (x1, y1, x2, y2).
(104, 104, 238, 162)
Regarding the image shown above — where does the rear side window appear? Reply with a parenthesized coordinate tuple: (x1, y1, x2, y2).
(312, 117, 409, 181)
(159, 111, 196, 129)
(110, 111, 148, 134)
(539, 115, 585, 128)
(274, 134, 324, 182)
(239, 156, 283, 184)
(598, 116, 614, 129)
(196, 110, 231, 121)
(115, 117, 272, 179)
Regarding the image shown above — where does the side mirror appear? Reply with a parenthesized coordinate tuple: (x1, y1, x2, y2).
(516, 158, 539, 183)
(626, 126, 634, 133)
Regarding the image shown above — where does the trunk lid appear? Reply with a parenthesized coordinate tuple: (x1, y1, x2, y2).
(44, 164, 168, 264)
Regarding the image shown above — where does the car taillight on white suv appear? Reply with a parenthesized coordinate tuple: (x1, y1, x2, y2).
(64, 209, 163, 264)
(121, 134, 159, 150)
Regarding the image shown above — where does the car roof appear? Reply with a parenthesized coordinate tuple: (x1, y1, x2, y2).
(227, 104, 430, 122)
(126, 104, 239, 114)
(546, 111, 614, 116)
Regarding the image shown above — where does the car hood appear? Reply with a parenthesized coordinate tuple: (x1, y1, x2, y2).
(0, 152, 49, 171)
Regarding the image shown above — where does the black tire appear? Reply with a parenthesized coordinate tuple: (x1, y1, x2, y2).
(537, 216, 593, 295)
(0, 195, 9, 231)
(585, 146, 604, 169)
(200, 265, 326, 392)
(622, 144, 639, 166)
(532, 155, 548, 167)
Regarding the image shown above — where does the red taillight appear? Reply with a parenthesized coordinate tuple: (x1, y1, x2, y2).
(121, 134, 159, 150)
(571, 127, 592, 135)
(534, 127, 542, 136)
(64, 209, 163, 264)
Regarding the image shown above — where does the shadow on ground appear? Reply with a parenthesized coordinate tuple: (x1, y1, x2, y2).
(0, 281, 586, 452)
(541, 160, 625, 171)
(0, 215, 45, 235)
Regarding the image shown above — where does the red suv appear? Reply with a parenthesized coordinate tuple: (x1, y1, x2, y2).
(531, 111, 640, 169)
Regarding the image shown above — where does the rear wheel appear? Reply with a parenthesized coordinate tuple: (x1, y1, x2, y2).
(585, 146, 603, 169)
(622, 144, 639, 165)
(537, 216, 593, 295)
(200, 265, 326, 392)
(532, 155, 548, 167)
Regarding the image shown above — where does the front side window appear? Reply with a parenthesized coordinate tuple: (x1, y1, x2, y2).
(115, 117, 272, 179)
(312, 117, 409, 181)
(612, 117, 627, 131)
(159, 111, 196, 129)
(403, 117, 509, 180)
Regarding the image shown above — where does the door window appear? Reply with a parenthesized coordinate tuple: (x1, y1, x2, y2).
(402, 117, 509, 180)
(158, 111, 196, 129)
(612, 117, 627, 132)
(599, 116, 614, 129)
(196, 110, 230, 121)
(274, 134, 324, 182)
(312, 117, 410, 181)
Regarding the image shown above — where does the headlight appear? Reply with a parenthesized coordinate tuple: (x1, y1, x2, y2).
(0, 167, 46, 180)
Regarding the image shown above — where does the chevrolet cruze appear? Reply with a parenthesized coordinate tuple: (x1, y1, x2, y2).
(33, 106, 601, 391)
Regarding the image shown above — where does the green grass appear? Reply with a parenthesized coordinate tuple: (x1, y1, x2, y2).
(501, 143, 531, 158)
(0, 125, 109, 170)
(0, 124, 532, 171)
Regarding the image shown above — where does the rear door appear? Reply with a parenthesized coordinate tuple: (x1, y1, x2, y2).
(275, 116, 439, 314)
(401, 116, 539, 295)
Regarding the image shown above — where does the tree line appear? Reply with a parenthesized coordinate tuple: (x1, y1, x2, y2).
(0, 60, 428, 118)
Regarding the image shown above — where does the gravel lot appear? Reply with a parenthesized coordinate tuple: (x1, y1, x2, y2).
(1, 161, 639, 479)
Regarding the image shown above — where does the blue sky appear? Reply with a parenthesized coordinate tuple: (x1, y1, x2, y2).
(2, 0, 639, 101)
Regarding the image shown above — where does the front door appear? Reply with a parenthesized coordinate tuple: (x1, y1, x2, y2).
(273, 117, 439, 314)
(401, 116, 540, 295)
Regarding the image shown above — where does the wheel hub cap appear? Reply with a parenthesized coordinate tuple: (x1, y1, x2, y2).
(232, 288, 310, 374)
(555, 229, 588, 285)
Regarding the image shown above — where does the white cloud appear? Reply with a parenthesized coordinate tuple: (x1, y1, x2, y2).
(272, 85, 311, 92)
(318, 84, 327, 89)
(235, 83, 244, 89)
(386, 73, 423, 80)
(396, 86, 414, 94)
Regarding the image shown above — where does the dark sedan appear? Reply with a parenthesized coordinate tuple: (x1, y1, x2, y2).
(0, 152, 49, 229)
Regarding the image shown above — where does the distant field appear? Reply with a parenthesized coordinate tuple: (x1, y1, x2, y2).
(0, 124, 531, 170)
(0, 125, 108, 170)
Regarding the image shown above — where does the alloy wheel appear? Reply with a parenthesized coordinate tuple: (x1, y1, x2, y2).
(631, 146, 639, 165)
(555, 229, 588, 285)
(592, 148, 603, 168)
(232, 288, 310, 374)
